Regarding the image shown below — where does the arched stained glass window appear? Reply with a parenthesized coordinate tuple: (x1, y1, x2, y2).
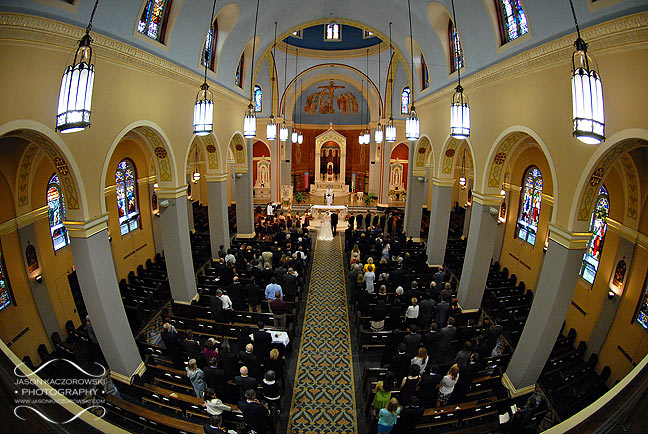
(254, 85, 262, 112)
(636, 279, 648, 330)
(137, 0, 173, 42)
(202, 20, 218, 70)
(580, 185, 609, 284)
(421, 55, 429, 90)
(495, 0, 529, 44)
(0, 244, 13, 312)
(235, 53, 244, 88)
(116, 160, 140, 235)
(47, 174, 70, 251)
(401, 87, 411, 114)
(516, 166, 542, 245)
(449, 20, 464, 73)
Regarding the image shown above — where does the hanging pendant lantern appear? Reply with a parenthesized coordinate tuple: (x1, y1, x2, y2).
(459, 175, 466, 189)
(280, 120, 289, 142)
(242, 0, 260, 138)
(363, 129, 371, 144)
(291, 130, 298, 143)
(406, 105, 420, 140)
(385, 116, 396, 143)
(375, 123, 384, 144)
(266, 114, 277, 140)
(571, 39, 604, 144)
(450, 85, 470, 139)
(297, 130, 303, 145)
(193, 83, 214, 136)
(243, 103, 257, 138)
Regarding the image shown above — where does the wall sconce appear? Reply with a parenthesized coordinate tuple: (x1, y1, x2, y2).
(35, 275, 43, 283)
(159, 200, 170, 208)
(417, 176, 426, 182)
(235, 173, 244, 179)
(607, 290, 615, 299)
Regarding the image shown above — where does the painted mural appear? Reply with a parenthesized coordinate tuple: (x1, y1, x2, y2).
(293, 80, 369, 125)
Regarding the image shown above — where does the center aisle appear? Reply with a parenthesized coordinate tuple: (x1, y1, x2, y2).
(287, 235, 357, 434)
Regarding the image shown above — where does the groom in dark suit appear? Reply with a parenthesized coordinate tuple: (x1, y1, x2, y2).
(331, 212, 339, 235)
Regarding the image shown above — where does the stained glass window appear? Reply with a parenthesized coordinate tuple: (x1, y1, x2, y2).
(325, 23, 341, 41)
(116, 160, 140, 236)
(580, 185, 609, 284)
(401, 87, 411, 114)
(516, 166, 542, 245)
(496, 0, 529, 44)
(449, 20, 464, 73)
(47, 174, 70, 251)
(235, 53, 244, 88)
(636, 275, 648, 330)
(421, 55, 429, 90)
(137, 0, 172, 42)
(202, 20, 217, 70)
(0, 245, 12, 312)
(254, 85, 262, 112)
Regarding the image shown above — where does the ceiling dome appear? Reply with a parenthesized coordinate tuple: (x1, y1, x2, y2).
(284, 24, 381, 51)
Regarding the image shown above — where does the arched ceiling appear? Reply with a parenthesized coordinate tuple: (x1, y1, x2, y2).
(6, 0, 646, 108)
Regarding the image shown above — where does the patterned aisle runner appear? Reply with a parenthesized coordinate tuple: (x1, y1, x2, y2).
(288, 236, 357, 434)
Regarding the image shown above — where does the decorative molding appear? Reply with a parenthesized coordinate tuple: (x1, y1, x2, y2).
(502, 373, 536, 398)
(548, 223, 590, 250)
(205, 174, 228, 183)
(471, 191, 501, 207)
(0, 13, 249, 106)
(236, 232, 257, 239)
(431, 178, 456, 188)
(418, 12, 648, 109)
(0, 206, 49, 235)
(156, 186, 189, 200)
(64, 214, 109, 239)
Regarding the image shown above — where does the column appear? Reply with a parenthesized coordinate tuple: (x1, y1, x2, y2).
(206, 174, 231, 256)
(65, 215, 143, 379)
(235, 138, 255, 238)
(18, 220, 63, 340)
(462, 180, 473, 237)
(280, 135, 292, 196)
(585, 232, 635, 359)
(157, 186, 198, 303)
(368, 128, 380, 195)
(426, 178, 455, 266)
(186, 175, 195, 232)
(150, 183, 164, 254)
(380, 141, 391, 205)
(404, 143, 426, 239)
(503, 225, 589, 394)
(456, 193, 501, 310)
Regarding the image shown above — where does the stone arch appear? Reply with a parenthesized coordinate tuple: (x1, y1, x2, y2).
(228, 132, 248, 173)
(570, 128, 648, 232)
(413, 135, 434, 177)
(438, 135, 476, 181)
(184, 133, 224, 178)
(0, 120, 87, 220)
(101, 121, 178, 213)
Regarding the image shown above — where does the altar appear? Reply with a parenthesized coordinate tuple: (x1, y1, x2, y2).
(309, 126, 350, 197)
(310, 205, 348, 219)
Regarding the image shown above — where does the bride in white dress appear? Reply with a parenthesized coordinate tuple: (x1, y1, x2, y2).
(318, 211, 334, 241)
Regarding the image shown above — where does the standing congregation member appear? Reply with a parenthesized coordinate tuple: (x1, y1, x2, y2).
(265, 277, 283, 301)
(377, 398, 401, 433)
(238, 389, 270, 434)
(186, 359, 206, 398)
(270, 292, 288, 329)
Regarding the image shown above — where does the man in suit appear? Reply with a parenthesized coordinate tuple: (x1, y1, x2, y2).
(203, 357, 226, 397)
(395, 396, 425, 434)
(238, 389, 270, 434)
(252, 321, 273, 359)
(422, 322, 441, 361)
(365, 211, 372, 230)
(348, 213, 355, 230)
(438, 317, 457, 363)
(160, 322, 184, 369)
(245, 276, 262, 313)
(379, 212, 387, 232)
(386, 213, 394, 234)
(282, 267, 299, 301)
(203, 414, 228, 434)
(330, 211, 339, 235)
(227, 277, 245, 310)
(234, 366, 258, 399)
(402, 325, 422, 357)
(432, 267, 445, 289)
(239, 343, 263, 378)
(417, 365, 443, 408)
(450, 353, 483, 404)
(434, 297, 450, 326)
(372, 213, 380, 229)
(389, 343, 411, 382)
(418, 293, 436, 330)
(355, 213, 363, 231)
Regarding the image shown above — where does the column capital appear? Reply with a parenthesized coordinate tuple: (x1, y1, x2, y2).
(157, 186, 189, 199)
(64, 214, 108, 238)
(472, 191, 502, 206)
(205, 174, 228, 183)
(502, 373, 536, 398)
(548, 223, 590, 249)
(431, 177, 456, 188)
(605, 217, 645, 246)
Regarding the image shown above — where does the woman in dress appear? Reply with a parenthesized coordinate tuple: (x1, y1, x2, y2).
(398, 364, 421, 406)
(377, 398, 401, 434)
(318, 211, 334, 241)
(186, 359, 206, 398)
(371, 372, 394, 414)
(405, 297, 420, 328)
(350, 244, 361, 265)
(364, 267, 376, 294)
(437, 364, 460, 406)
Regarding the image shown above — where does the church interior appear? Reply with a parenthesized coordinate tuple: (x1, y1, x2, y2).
(0, 0, 647, 433)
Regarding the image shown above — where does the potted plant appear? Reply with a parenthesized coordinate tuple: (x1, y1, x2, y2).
(294, 191, 307, 204)
(364, 192, 377, 205)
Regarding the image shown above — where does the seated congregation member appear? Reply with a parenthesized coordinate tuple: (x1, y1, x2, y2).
(239, 343, 263, 380)
(402, 325, 421, 357)
(410, 347, 429, 374)
(270, 291, 288, 329)
(234, 366, 258, 400)
(371, 299, 388, 331)
(252, 321, 272, 358)
(371, 371, 395, 414)
(204, 357, 226, 398)
(261, 370, 281, 414)
(186, 359, 206, 398)
(245, 276, 263, 312)
(238, 389, 270, 434)
(264, 348, 285, 385)
(394, 396, 424, 434)
(203, 388, 231, 416)
(405, 297, 419, 328)
(377, 398, 401, 434)
(389, 343, 411, 383)
(437, 364, 460, 407)
(398, 364, 421, 406)
(417, 364, 442, 408)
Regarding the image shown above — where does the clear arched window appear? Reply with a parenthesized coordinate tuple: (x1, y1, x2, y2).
(202, 19, 218, 70)
(517, 166, 542, 245)
(449, 20, 464, 73)
(235, 53, 244, 88)
(421, 55, 429, 90)
(254, 85, 262, 112)
(580, 185, 609, 284)
(47, 174, 70, 251)
(137, 0, 173, 42)
(495, 0, 529, 44)
(401, 87, 411, 114)
(116, 160, 140, 235)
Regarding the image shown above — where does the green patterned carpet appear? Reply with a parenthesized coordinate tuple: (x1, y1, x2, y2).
(288, 236, 357, 434)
